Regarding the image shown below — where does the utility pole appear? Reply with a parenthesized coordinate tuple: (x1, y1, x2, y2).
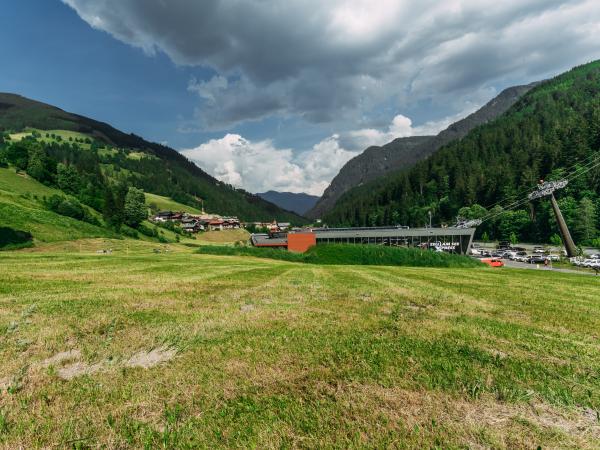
(428, 210, 432, 228)
(528, 179, 577, 257)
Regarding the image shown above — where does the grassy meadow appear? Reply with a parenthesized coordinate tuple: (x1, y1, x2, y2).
(8, 129, 93, 149)
(0, 239, 599, 448)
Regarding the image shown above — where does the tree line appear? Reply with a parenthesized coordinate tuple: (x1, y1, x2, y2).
(324, 61, 600, 246)
(0, 134, 147, 231)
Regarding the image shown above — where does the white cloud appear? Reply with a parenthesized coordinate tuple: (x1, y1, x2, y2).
(181, 134, 359, 196)
(180, 110, 474, 194)
(340, 108, 480, 150)
(62, 0, 600, 129)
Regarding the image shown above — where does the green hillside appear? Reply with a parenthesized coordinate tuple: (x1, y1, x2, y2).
(0, 93, 305, 223)
(0, 167, 115, 242)
(145, 192, 203, 214)
(324, 60, 600, 245)
(0, 167, 186, 246)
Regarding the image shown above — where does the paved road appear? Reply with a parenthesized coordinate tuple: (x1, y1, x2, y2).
(502, 259, 599, 276)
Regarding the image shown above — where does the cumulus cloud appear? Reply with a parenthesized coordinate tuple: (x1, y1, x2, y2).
(62, 0, 600, 129)
(181, 134, 359, 196)
(339, 107, 480, 151)
(181, 111, 466, 194)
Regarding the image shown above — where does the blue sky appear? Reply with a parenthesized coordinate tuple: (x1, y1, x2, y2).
(2, 0, 599, 194)
(1, 1, 213, 147)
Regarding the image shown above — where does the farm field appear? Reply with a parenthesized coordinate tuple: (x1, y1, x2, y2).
(0, 241, 599, 448)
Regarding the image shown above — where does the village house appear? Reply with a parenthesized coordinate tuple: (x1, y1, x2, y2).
(222, 217, 241, 229)
(152, 211, 174, 222)
(181, 217, 205, 233)
(181, 220, 203, 233)
(151, 211, 184, 222)
(151, 209, 240, 233)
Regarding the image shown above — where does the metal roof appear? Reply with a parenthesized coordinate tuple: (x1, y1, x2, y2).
(313, 227, 475, 239)
(251, 234, 288, 246)
(250, 227, 476, 248)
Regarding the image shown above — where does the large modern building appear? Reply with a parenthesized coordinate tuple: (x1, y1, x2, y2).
(251, 226, 476, 254)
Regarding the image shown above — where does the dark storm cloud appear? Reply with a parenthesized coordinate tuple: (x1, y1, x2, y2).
(63, 0, 600, 129)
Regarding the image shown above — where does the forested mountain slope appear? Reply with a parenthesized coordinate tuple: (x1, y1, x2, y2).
(324, 61, 600, 245)
(306, 136, 431, 219)
(0, 93, 304, 223)
(307, 82, 538, 219)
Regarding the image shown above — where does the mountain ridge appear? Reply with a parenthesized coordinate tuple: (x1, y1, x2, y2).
(0, 93, 305, 223)
(322, 60, 600, 245)
(256, 190, 319, 216)
(306, 81, 540, 219)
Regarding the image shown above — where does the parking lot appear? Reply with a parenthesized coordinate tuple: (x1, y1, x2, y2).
(471, 241, 600, 275)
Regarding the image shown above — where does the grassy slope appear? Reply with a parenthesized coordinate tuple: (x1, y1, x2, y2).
(145, 192, 203, 214)
(0, 246, 598, 448)
(0, 168, 188, 245)
(0, 168, 115, 242)
(8, 128, 92, 149)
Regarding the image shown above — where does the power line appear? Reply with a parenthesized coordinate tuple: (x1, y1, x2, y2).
(479, 154, 600, 223)
(478, 151, 600, 212)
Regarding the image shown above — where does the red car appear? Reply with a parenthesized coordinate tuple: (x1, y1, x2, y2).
(480, 258, 504, 267)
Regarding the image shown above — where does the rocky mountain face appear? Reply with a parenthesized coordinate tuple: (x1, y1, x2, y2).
(306, 136, 431, 219)
(306, 82, 539, 219)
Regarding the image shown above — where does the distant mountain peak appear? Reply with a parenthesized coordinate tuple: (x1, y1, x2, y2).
(256, 191, 319, 216)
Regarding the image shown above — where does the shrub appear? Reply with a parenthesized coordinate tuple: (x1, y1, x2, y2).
(120, 227, 139, 239)
(198, 244, 483, 268)
(0, 227, 33, 250)
(137, 223, 158, 237)
(44, 194, 99, 225)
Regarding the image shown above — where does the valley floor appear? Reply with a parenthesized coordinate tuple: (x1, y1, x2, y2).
(0, 240, 599, 448)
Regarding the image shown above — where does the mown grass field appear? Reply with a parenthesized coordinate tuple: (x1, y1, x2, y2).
(0, 240, 599, 448)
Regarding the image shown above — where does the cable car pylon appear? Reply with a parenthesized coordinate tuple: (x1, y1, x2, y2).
(528, 179, 577, 257)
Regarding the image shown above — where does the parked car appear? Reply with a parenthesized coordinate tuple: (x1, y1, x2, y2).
(533, 246, 546, 254)
(511, 251, 528, 262)
(547, 254, 560, 261)
(481, 258, 504, 267)
(497, 241, 511, 250)
(528, 255, 547, 264)
(581, 259, 600, 268)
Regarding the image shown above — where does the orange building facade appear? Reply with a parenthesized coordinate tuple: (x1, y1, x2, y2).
(287, 233, 317, 253)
